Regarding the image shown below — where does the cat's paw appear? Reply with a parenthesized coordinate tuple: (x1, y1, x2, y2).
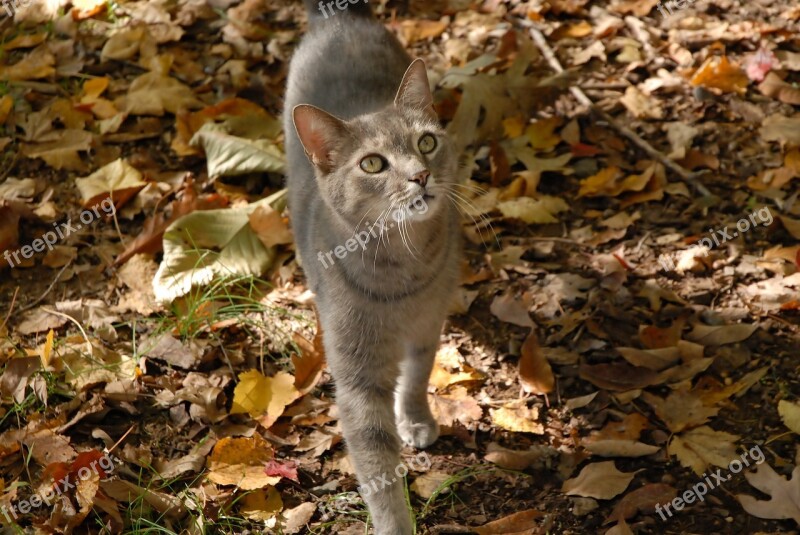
(397, 417, 439, 448)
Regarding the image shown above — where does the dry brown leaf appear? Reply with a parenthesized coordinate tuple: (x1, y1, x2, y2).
(291, 329, 325, 395)
(760, 114, 800, 145)
(685, 323, 758, 346)
(738, 464, 800, 523)
(474, 509, 545, 535)
(563, 461, 638, 500)
(397, 19, 449, 45)
(249, 204, 293, 248)
(578, 362, 659, 391)
(490, 405, 544, 434)
(604, 483, 677, 524)
(668, 426, 740, 475)
(585, 440, 660, 458)
(429, 386, 483, 428)
(410, 470, 450, 499)
(518, 330, 554, 394)
(641, 390, 719, 433)
(616, 346, 680, 371)
(490, 291, 534, 327)
(485, 442, 557, 471)
(591, 413, 649, 441)
(758, 73, 800, 105)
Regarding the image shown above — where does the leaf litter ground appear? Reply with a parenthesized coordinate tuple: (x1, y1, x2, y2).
(0, 0, 799, 534)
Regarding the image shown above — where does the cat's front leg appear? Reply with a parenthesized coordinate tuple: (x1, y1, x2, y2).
(395, 327, 442, 449)
(329, 345, 413, 534)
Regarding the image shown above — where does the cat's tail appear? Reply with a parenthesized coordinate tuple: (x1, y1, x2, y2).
(303, 0, 373, 22)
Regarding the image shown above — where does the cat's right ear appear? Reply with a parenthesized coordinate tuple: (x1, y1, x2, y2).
(293, 104, 349, 173)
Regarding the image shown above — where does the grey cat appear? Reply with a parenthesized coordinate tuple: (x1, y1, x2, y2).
(284, 1, 462, 533)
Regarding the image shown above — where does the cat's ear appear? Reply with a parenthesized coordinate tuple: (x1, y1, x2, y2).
(293, 104, 349, 173)
(394, 59, 436, 118)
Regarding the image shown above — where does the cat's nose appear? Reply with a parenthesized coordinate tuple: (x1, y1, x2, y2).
(410, 170, 430, 188)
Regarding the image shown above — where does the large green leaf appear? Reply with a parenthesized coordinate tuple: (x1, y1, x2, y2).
(153, 190, 287, 303)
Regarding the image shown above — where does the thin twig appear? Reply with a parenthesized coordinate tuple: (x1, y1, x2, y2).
(526, 24, 713, 198)
(0, 287, 19, 333)
(107, 425, 136, 455)
(40, 306, 93, 357)
(19, 263, 71, 313)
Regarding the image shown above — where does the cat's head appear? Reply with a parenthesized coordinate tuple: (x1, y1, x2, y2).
(292, 59, 457, 231)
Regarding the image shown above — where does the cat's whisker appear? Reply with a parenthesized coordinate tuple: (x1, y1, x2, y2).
(435, 185, 500, 249)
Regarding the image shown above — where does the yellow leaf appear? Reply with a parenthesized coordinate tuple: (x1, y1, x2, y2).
(490, 405, 544, 434)
(429, 346, 484, 390)
(41, 329, 54, 367)
(75, 158, 147, 209)
(206, 435, 281, 490)
(689, 55, 749, 94)
(497, 195, 569, 224)
(241, 486, 283, 521)
(778, 400, 800, 434)
(231, 370, 299, 428)
(525, 117, 562, 151)
(0, 95, 13, 125)
(502, 116, 525, 138)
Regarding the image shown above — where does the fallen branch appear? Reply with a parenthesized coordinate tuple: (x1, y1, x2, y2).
(525, 23, 713, 198)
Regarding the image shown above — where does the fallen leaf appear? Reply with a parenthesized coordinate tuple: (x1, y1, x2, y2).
(738, 463, 800, 523)
(485, 442, 557, 470)
(685, 323, 758, 346)
(605, 483, 677, 524)
(152, 190, 286, 303)
(518, 330, 554, 394)
(281, 502, 317, 534)
(231, 370, 299, 429)
(759, 72, 800, 105)
(490, 405, 544, 434)
(690, 55, 749, 94)
(641, 390, 719, 433)
(761, 114, 800, 145)
(563, 461, 638, 500)
(778, 400, 800, 434)
(241, 486, 283, 521)
(410, 470, 450, 499)
(579, 362, 659, 391)
(668, 426, 740, 475)
(75, 158, 147, 209)
(116, 71, 203, 115)
(497, 195, 570, 224)
(206, 435, 281, 490)
(490, 291, 534, 327)
(474, 509, 545, 535)
(585, 440, 660, 458)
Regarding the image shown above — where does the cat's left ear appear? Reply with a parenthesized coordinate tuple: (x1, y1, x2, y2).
(394, 59, 437, 118)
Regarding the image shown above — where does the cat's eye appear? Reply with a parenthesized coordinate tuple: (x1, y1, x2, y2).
(360, 154, 386, 173)
(418, 134, 437, 154)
